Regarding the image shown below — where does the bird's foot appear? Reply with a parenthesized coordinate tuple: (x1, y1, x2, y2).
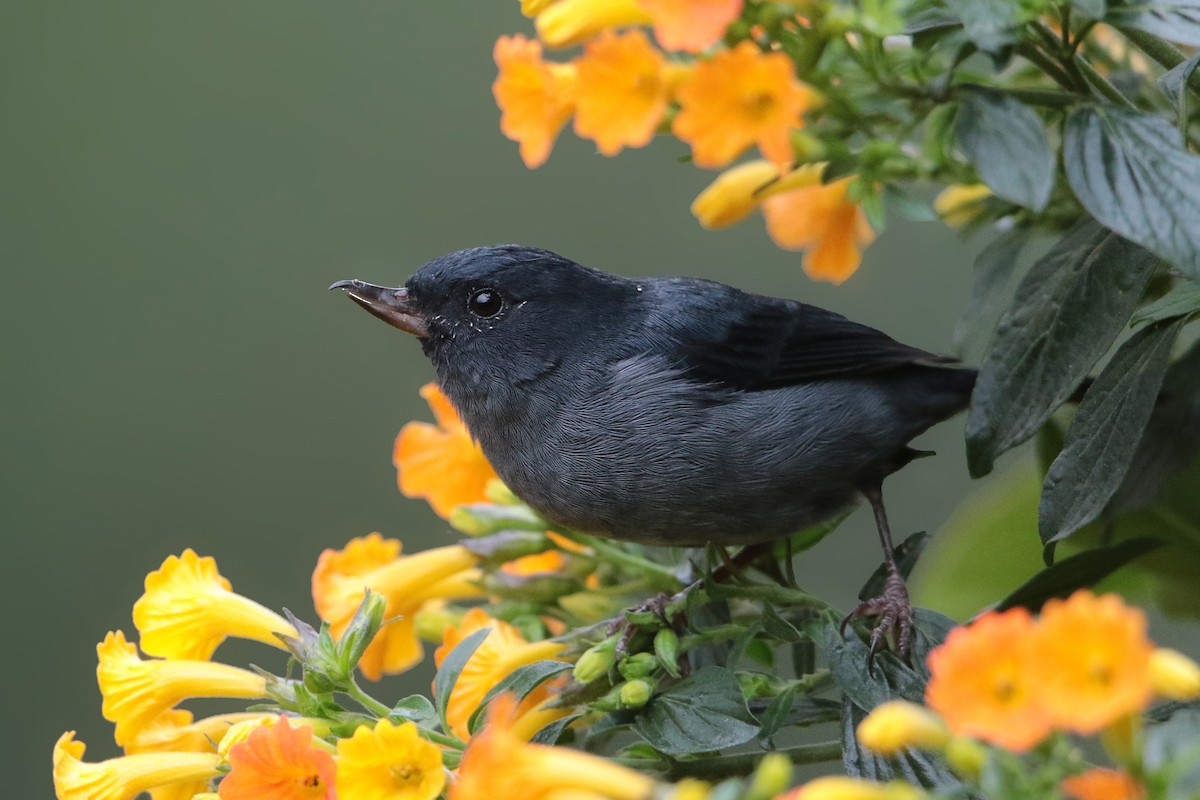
(840, 568, 915, 668)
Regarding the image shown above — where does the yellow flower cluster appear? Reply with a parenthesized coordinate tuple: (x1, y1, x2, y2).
(491, 1, 884, 283)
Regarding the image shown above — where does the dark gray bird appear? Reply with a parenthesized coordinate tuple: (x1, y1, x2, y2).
(332, 245, 975, 655)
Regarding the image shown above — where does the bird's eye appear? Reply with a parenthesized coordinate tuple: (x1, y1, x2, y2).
(468, 288, 503, 318)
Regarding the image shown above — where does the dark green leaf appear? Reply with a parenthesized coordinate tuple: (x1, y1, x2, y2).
(1110, 340, 1200, 512)
(884, 185, 938, 222)
(944, 0, 1024, 50)
(996, 537, 1163, 611)
(390, 694, 437, 724)
(858, 532, 929, 601)
(842, 695, 964, 788)
(1109, 0, 1200, 45)
(1158, 52, 1200, 111)
(823, 610, 954, 709)
(1039, 318, 1186, 549)
(529, 713, 583, 745)
(1065, 108, 1200, 278)
(633, 666, 761, 755)
(432, 627, 490, 731)
(788, 510, 852, 553)
(762, 604, 805, 643)
(1072, 0, 1107, 18)
(1132, 280, 1200, 326)
(956, 88, 1054, 210)
(952, 226, 1031, 355)
(757, 683, 798, 743)
(966, 220, 1157, 477)
(466, 660, 573, 735)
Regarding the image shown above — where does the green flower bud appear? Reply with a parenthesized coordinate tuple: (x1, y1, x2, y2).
(618, 652, 658, 681)
(746, 752, 792, 800)
(484, 479, 521, 505)
(574, 635, 619, 684)
(653, 628, 682, 678)
(335, 590, 388, 679)
(619, 679, 653, 709)
(413, 605, 463, 642)
(449, 503, 546, 536)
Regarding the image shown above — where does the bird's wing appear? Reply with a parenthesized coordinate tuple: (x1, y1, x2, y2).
(674, 300, 957, 391)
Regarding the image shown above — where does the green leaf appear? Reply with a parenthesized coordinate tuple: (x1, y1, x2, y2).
(633, 666, 761, 755)
(966, 221, 1158, 477)
(1158, 52, 1200, 112)
(952, 226, 1032, 356)
(390, 694, 437, 724)
(1072, 0, 1108, 18)
(787, 510, 852, 553)
(955, 88, 1054, 211)
(996, 537, 1163, 611)
(944, 0, 1024, 51)
(757, 683, 798, 743)
(762, 603, 805, 643)
(529, 713, 582, 745)
(432, 627, 490, 732)
(1039, 318, 1187, 550)
(1065, 108, 1200, 278)
(1132, 280, 1200, 326)
(466, 660, 573, 735)
(1109, 0, 1200, 45)
(858, 532, 930, 601)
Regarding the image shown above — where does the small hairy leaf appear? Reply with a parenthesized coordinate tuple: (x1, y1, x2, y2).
(996, 537, 1163, 611)
(1132, 280, 1200, 326)
(633, 666, 760, 755)
(1065, 108, 1200, 278)
(966, 220, 1158, 476)
(956, 87, 1055, 210)
(1039, 318, 1186, 550)
(432, 627, 490, 731)
(1158, 52, 1200, 112)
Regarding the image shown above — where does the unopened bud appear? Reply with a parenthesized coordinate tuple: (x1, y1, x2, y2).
(449, 503, 546, 536)
(856, 701, 949, 755)
(573, 636, 618, 684)
(1151, 648, 1200, 700)
(944, 738, 986, 781)
(746, 752, 792, 800)
(654, 628, 682, 678)
(619, 679, 653, 708)
(619, 652, 658, 681)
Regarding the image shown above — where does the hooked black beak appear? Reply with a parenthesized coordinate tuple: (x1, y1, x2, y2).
(329, 279, 429, 338)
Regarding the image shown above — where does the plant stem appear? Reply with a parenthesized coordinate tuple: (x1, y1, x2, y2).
(567, 533, 682, 591)
(664, 741, 843, 780)
(1116, 25, 1200, 98)
(1016, 42, 1079, 90)
(1074, 54, 1138, 108)
(345, 677, 466, 748)
(712, 582, 837, 613)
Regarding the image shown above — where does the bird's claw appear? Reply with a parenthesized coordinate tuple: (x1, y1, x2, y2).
(840, 569, 915, 670)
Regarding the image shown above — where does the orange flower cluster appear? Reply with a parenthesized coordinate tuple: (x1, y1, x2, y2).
(924, 591, 1164, 751)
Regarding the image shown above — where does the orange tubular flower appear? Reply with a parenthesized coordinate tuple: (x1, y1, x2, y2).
(924, 608, 1053, 752)
(218, 716, 336, 800)
(1061, 768, 1145, 800)
(692, 160, 825, 229)
(492, 35, 576, 169)
(672, 41, 820, 168)
(133, 549, 298, 661)
(451, 695, 656, 800)
(394, 382, 499, 519)
(311, 533, 483, 681)
(434, 608, 568, 740)
(762, 176, 877, 284)
(97, 631, 269, 747)
(535, 0, 653, 49)
(53, 731, 222, 800)
(336, 718, 445, 800)
(572, 30, 672, 156)
(1032, 591, 1153, 734)
(641, 0, 745, 53)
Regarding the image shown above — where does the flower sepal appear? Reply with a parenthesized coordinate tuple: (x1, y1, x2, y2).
(450, 502, 549, 536)
(462, 529, 555, 564)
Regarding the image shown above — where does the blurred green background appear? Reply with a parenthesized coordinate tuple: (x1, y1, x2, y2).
(4, 2, 998, 795)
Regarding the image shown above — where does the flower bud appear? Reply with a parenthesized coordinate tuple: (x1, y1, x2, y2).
(449, 503, 546, 536)
(789, 777, 927, 800)
(484, 479, 522, 505)
(746, 752, 792, 800)
(217, 717, 274, 761)
(933, 184, 991, 228)
(944, 738, 986, 781)
(619, 679, 653, 708)
(856, 701, 950, 755)
(654, 628, 682, 678)
(335, 590, 388, 679)
(619, 652, 658, 681)
(573, 636, 618, 684)
(664, 778, 712, 800)
(1150, 648, 1200, 700)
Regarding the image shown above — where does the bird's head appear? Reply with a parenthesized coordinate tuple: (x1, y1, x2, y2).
(332, 245, 638, 391)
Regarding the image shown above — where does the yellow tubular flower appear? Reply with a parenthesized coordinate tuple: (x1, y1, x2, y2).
(783, 777, 927, 800)
(451, 695, 656, 800)
(933, 184, 991, 228)
(125, 709, 270, 755)
(535, 0, 653, 49)
(53, 731, 222, 800)
(856, 700, 951, 755)
(336, 718, 445, 800)
(97, 631, 268, 747)
(311, 534, 483, 681)
(522, 0, 560, 16)
(1150, 647, 1200, 700)
(434, 608, 568, 740)
(133, 549, 298, 661)
(692, 160, 825, 229)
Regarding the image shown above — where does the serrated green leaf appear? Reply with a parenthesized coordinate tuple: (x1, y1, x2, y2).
(632, 666, 760, 755)
(944, 0, 1024, 50)
(1132, 280, 1200, 326)
(956, 88, 1054, 211)
(952, 226, 1032, 356)
(466, 660, 573, 735)
(1065, 108, 1200, 278)
(432, 627, 490, 731)
(996, 537, 1163, 611)
(966, 221, 1158, 477)
(1109, 0, 1200, 45)
(858, 532, 930, 601)
(1158, 52, 1200, 112)
(1039, 318, 1186, 549)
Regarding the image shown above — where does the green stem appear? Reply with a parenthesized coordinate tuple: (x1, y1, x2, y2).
(711, 582, 837, 613)
(663, 741, 843, 780)
(1074, 54, 1138, 108)
(567, 533, 681, 591)
(1115, 25, 1200, 98)
(964, 85, 1081, 108)
(1016, 42, 1079, 90)
(678, 624, 747, 650)
(345, 678, 466, 749)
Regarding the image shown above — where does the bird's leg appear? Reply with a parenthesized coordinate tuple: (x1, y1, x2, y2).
(840, 485, 916, 665)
